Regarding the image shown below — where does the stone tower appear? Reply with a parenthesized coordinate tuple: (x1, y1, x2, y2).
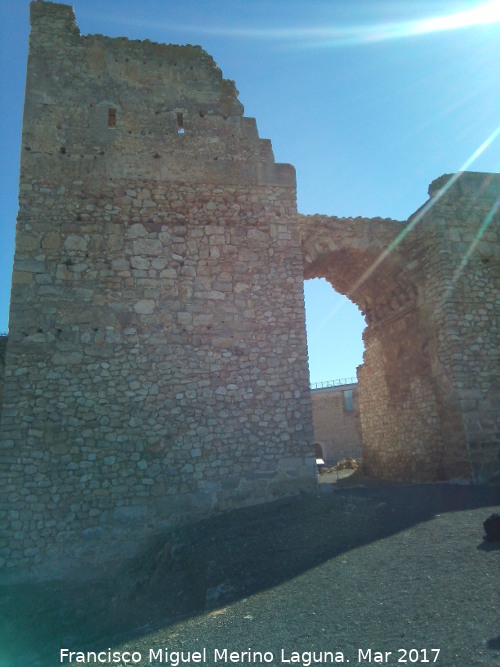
(0, 1, 315, 576)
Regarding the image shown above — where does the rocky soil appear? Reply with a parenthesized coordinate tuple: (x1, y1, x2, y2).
(1, 479, 499, 666)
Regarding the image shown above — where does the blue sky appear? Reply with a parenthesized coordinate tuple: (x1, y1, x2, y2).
(1, 0, 499, 384)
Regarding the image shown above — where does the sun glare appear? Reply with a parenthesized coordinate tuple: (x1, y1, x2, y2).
(168, 0, 500, 46)
(315, 0, 500, 47)
(412, 1, 500, 36)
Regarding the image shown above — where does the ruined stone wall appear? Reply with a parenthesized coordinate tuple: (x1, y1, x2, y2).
(418, 173, 500, 481)
(0, 1, 315, 578)
(358, 173, 499, 482)
(357, 317, 444, 481)
(301, 214, 444, 480)
(301, 172, 499, 483)
(310, 383, 362, 464)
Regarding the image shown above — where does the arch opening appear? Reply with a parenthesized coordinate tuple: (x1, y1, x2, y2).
(304, 278, 365, 387)
(299, 212, 455, 483)
(298, 203, 490, 484)
(304, 277, 365, 474)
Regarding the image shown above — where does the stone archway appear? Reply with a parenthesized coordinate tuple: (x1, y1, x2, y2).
(299, 172, 500, 483)
(299, 213, 447, 481)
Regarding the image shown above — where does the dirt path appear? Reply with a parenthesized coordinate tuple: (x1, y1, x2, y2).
(1, 482, 499, 666)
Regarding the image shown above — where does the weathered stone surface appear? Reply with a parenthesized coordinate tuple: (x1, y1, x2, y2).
(0, 1, 314, 579)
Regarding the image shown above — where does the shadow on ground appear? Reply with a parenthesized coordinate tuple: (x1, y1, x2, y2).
(1, 480, 499, 666)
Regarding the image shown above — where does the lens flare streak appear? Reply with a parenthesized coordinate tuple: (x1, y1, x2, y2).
(452, 196, 500, 285)
(146, 0, 500, 47)
(347, 123, 500, 302)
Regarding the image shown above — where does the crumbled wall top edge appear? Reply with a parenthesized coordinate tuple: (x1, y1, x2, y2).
(28, 1, 249, 126)
(298, 213, 403, 225)
(300, 171, 500, 224)
(28, 1, 236, 102)
(428, 171, 500, 198)
(30, 1, 207, 54)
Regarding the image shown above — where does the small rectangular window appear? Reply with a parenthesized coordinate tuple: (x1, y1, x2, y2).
(176, 112, 184, 134)
(108, 108, 117, 129)
(343, 389, 354, 412)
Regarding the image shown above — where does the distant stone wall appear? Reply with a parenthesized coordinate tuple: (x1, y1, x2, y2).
(310, 383, 362, 464)
(0, 1, 315, 578)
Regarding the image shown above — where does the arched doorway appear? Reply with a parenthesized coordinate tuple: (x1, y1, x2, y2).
(304, 278, 364, 384)
(304, 278, 365, 470)
(299, 210, 474, 482)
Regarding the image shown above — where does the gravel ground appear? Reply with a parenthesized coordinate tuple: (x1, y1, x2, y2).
(1, 480, 499, 667)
